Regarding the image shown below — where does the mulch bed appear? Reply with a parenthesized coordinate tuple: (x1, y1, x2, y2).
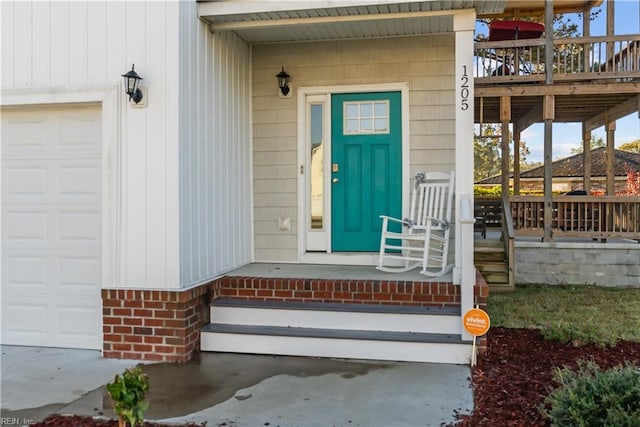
(455, 327, 640, 426)
(33, 328, 640, 427)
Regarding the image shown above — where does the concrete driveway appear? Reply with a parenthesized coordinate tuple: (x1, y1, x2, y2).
(1, 346, 473, 426)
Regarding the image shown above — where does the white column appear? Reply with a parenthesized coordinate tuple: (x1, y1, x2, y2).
(454, 10, 476, 340)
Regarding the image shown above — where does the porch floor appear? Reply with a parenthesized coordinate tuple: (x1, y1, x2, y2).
(225, 262, 453, 282)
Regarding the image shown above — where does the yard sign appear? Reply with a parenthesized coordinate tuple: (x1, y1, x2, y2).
(463, 307, 491, 366)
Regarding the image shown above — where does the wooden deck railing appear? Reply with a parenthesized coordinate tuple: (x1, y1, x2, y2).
(510, 195, 640, 240)
(501, 195, 515, 289)
(475, 34, 640, 83)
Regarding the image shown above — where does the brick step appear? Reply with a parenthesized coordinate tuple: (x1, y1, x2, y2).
(217, 275, 462, 307)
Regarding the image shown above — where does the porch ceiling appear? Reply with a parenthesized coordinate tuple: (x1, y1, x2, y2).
(198, 1, 501, 43)
(483, 0, 603, 18)
(474, 90, 640, 131)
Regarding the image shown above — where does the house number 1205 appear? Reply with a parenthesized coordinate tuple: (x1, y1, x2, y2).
(460, 65, 470, 111)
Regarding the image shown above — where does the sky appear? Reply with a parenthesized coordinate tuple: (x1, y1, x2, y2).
(477, 0, 640, 163)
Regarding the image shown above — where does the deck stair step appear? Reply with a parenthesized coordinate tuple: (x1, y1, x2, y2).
(201, 298, 471, 364)
(474, 238, 512, 291)
(482, 271, 509, 284)
(474, 245, 506, 254)
(476, 261, 508, 273)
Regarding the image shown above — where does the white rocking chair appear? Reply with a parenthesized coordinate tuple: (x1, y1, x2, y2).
(377, 171, 455, 277)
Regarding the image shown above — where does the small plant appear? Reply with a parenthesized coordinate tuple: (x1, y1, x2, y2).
(106, 366, 150, 427)
(544, 359, 640, 427)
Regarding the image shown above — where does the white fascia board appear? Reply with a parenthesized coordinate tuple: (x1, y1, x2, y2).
(453, 9, 476, 32)
(200, 1, 437, 17)
(209, 9, 456, 31)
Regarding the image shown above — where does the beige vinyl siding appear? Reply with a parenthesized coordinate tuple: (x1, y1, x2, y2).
(252, 34, 455, 262)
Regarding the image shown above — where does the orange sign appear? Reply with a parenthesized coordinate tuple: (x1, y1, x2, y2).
(463, 308, 491, 336)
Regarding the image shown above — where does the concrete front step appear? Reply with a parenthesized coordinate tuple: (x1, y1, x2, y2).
(201, 323, 472, 364)
(210, 298, 462, 335)
(201, 298, 471, 364)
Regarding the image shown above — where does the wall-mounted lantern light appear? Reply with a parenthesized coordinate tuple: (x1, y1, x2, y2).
(276, 67, 291, 96)
(121, 64, 144, 104)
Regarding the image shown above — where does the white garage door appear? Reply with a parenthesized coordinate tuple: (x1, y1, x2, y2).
(1, 105, 102, 350)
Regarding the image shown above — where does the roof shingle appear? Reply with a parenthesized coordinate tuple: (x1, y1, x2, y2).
(476, 148, 640, 184)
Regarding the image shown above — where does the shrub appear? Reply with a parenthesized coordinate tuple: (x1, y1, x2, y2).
(106, 366, 150, 427)
(540, 320, 616, 347)
(544, 359, 640, 427)
(474, 185, 503, 196)
(625, 170, 640, 195)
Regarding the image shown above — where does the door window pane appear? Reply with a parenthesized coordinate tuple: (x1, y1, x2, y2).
(374, 102, 388, 117)
(345, 104, 358, 118)
(374, 118, 388, 132)
(346, 119, 359, 133)
(343, 100, 389, 134)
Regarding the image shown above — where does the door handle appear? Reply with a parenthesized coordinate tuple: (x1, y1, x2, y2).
(332, 178, 339, 183)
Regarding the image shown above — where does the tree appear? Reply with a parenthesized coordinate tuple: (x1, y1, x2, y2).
(474, 124, 501, 181)
(569, 135, 605, 155)
(513, 138, 531, 166)
(474, 124, 532, 181)
(618, 139, 640, 153)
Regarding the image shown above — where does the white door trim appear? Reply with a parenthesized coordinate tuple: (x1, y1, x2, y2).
(1, 84, 122, 289)
(296, 83, 410, 265)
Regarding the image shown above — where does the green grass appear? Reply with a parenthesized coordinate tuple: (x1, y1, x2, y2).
(488, 285, 640, 346)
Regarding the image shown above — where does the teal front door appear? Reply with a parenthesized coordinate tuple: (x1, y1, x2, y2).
(331, 92, 402, 252)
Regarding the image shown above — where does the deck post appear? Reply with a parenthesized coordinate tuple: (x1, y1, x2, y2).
(545, 0, 554, 85)
(583, 3, 591, 71)
(582, 124, 592, 193)
(513, 126, 521, 195)
(500, 96, 511, 197)
(543, 94, 555, 242)
(606, 120, 616, 195)
(606, 0, 615, 71)
(543, 0, 554, 242)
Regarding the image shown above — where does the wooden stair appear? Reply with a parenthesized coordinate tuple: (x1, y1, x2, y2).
(474, 238, 513, 292)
